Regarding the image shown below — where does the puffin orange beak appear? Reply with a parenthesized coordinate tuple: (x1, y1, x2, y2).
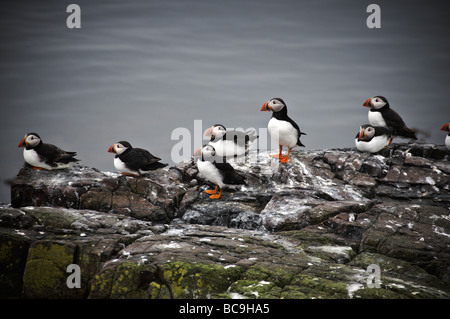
(363, 98, 372, 108)
(358, 130, 365, 140)
(18, 136, 27, 148)
(107, 144, 116, 153)
(261, 102, 271, 112)
(193, 146, 202, 156)
(205, 126, 214, 137)
(440, 123, 450, 132)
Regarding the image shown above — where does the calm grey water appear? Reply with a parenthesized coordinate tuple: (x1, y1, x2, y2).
(0, 0, 448, 203)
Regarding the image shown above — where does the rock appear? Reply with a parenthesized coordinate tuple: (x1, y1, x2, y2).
(0, 229, 31, 298)
(11, 165, 187, 223)
(1, 143, 450, 299)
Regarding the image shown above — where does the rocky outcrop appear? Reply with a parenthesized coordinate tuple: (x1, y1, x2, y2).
(1, 143, 449, 299)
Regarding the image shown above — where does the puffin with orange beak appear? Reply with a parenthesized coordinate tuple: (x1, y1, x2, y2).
(363, 96, 417, 140)
(260, 98, 306, 163)
(440, 123, 450, 150)
(18, 132, 79, 170)
(194, 144, 246, 199)
(355, 124, 392, 153)
(107, 141, 167, 176)
(205, 124, 258, 159)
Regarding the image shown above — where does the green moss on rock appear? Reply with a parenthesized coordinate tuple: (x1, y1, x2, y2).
(159, 262, 243, 299)
(90, 262, 161, 299)
(227, 279, 281, 299)
(0, 231, 31, 297)
(243, 265, 295, 288)
(22, 240, 77, 298)
(285, 274, 349, 299)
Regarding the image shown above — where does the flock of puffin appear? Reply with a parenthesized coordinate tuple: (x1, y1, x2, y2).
(18, 97, 450, 199)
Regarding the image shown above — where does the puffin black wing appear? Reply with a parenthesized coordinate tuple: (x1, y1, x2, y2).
(381, 108, 417, 139)
(214, 162, 246, 185)
(287, 117, 306, 147)
(119, 148, 167, 172)
(36, 143, 79, 167)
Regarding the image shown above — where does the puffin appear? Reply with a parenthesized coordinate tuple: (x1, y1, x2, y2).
(355, 124, 392, 153)
(260, 98, 306, 163)
(194, 144, 246, 199)
(18, 132, 80, 170)
(107, 141, 167, 176)
(440, 123, 450, 150)
(206, 124, 258, 159)
(363, 96, 417, 139)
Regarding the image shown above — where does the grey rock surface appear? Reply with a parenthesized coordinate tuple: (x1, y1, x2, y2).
(1, 143, 449, 298)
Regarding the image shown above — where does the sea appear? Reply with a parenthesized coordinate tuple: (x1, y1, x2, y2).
(0, 0, 448, 203)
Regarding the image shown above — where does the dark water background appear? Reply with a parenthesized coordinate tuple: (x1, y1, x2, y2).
(0, 0, 448, 203)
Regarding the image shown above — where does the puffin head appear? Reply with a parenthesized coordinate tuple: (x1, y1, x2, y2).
(194, 144, 215, 160)
(440, 123, 450, 132)
(358, 125, 376, 141)
(201, 144, 216, 158)
(108, 141, 132, 155)
(18, 132, 41, 149)
(261, 98, 286, 112)
(206, 124, 226, 141)
(363, 96, 389, 110)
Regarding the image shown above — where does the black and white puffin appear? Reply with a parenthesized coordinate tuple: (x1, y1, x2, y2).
(18, 132, 79, 170)
(260, 98, 306, 163)
(206, 124, 258, 158)
(440, 123, 450, 150)
(355, 124, 392, 153)
(195, 144, 246, 199)
(363, 96, 417, 139)
(107, 141, 167, 176)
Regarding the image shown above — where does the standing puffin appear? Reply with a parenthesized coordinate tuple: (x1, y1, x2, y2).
(440, 123, 450, 150)
(195, 145, 245, 199)
(108, 141, 167, 176)
(18, 132, 79, 170)
(363, 96, 417, 139)
(260, 98, 306, 163)
(355, 124, 392, 153)
(206, 124, 258, 159)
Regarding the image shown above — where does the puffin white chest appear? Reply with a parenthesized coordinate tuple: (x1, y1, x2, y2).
(23, 148, 74, 170)
(268, 117, 298, 148)
(23, 149, 51, 169)
(445, 135, 450, 150)
(210, 139, 245, 158)
(114, 157, 138, 175)
(355, 135, 390, 153)
(368, 111, 387, 127)
(197, 160, 224, 188)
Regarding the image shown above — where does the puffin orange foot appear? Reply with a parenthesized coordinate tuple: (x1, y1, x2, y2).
(209, 189, 222, 199)
(278, 149, 291, 163)
(205, 185, 219, 195)
(33, 167, 44, 170)
(271, 146, 284, 159)
(270, 154, 283, 158)
(122, 172, 139, 177)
